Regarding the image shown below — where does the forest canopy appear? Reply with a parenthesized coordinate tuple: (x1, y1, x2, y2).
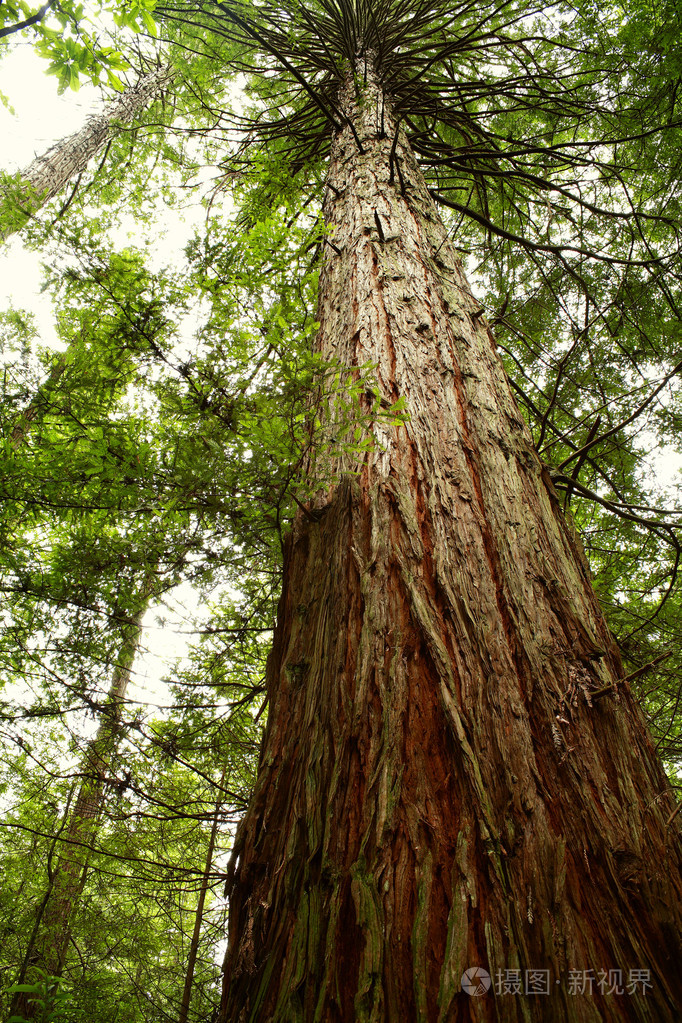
(1, 0, 682, 1018)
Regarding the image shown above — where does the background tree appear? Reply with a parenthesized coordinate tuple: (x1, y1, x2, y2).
(0, 65, 173, 243)
(3, 0, 682, 1018)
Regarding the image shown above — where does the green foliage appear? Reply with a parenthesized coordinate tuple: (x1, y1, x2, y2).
(7, 973, 71, 1023)
(1, 0, 682, 1016)
(35, 29, 130, 94)
(1, 0, 133, 92)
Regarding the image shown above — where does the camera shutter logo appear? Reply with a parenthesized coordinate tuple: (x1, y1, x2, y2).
(461, 967, 492, 996)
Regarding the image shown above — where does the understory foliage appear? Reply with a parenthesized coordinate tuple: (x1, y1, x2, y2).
(1, 0, 682, 1016)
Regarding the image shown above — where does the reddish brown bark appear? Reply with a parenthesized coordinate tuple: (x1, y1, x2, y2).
(219, 61, 682, 1022)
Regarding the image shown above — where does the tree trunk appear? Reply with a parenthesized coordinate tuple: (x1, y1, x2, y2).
(0, 66, 172, 242)
(178, 763, 227, 1023)
(9, 355, 67, 448)
(10, 587, 150, 1020)
(218, 60, 682, 1022)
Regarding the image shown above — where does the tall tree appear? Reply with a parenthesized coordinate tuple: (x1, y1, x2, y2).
(0, 65, 173, 243)
(5, 2, 682, 1009)
(2, 292, 158, 1019)
(146, 0, 682, 1019)
(8, 578, 151, 1022)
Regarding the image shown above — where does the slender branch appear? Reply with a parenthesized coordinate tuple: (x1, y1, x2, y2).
(0, 0, 55, 37)
(556, 355, 682, 472)
(592, 651, 674, 701)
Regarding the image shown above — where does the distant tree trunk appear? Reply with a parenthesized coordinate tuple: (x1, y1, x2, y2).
(0, 66, 172, 242)
(10, 586, 151, 1020)
(178, 764, 227, 1023)
(219, 59, 682, 1022)
(9, 355, 67, 448)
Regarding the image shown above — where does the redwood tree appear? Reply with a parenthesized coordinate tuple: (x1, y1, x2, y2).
(122, 0, 682, 1017)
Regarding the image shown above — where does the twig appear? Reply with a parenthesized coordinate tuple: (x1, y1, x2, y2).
(592, 651, 673, 700)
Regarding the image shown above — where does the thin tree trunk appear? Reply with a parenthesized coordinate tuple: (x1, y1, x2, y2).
(219, 59, 682, 1022)
(10, 582, 152, 1020)
(8, 356, 67, 448)
(178, 764, 228, 1023)
(0, 66, 172, 242)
